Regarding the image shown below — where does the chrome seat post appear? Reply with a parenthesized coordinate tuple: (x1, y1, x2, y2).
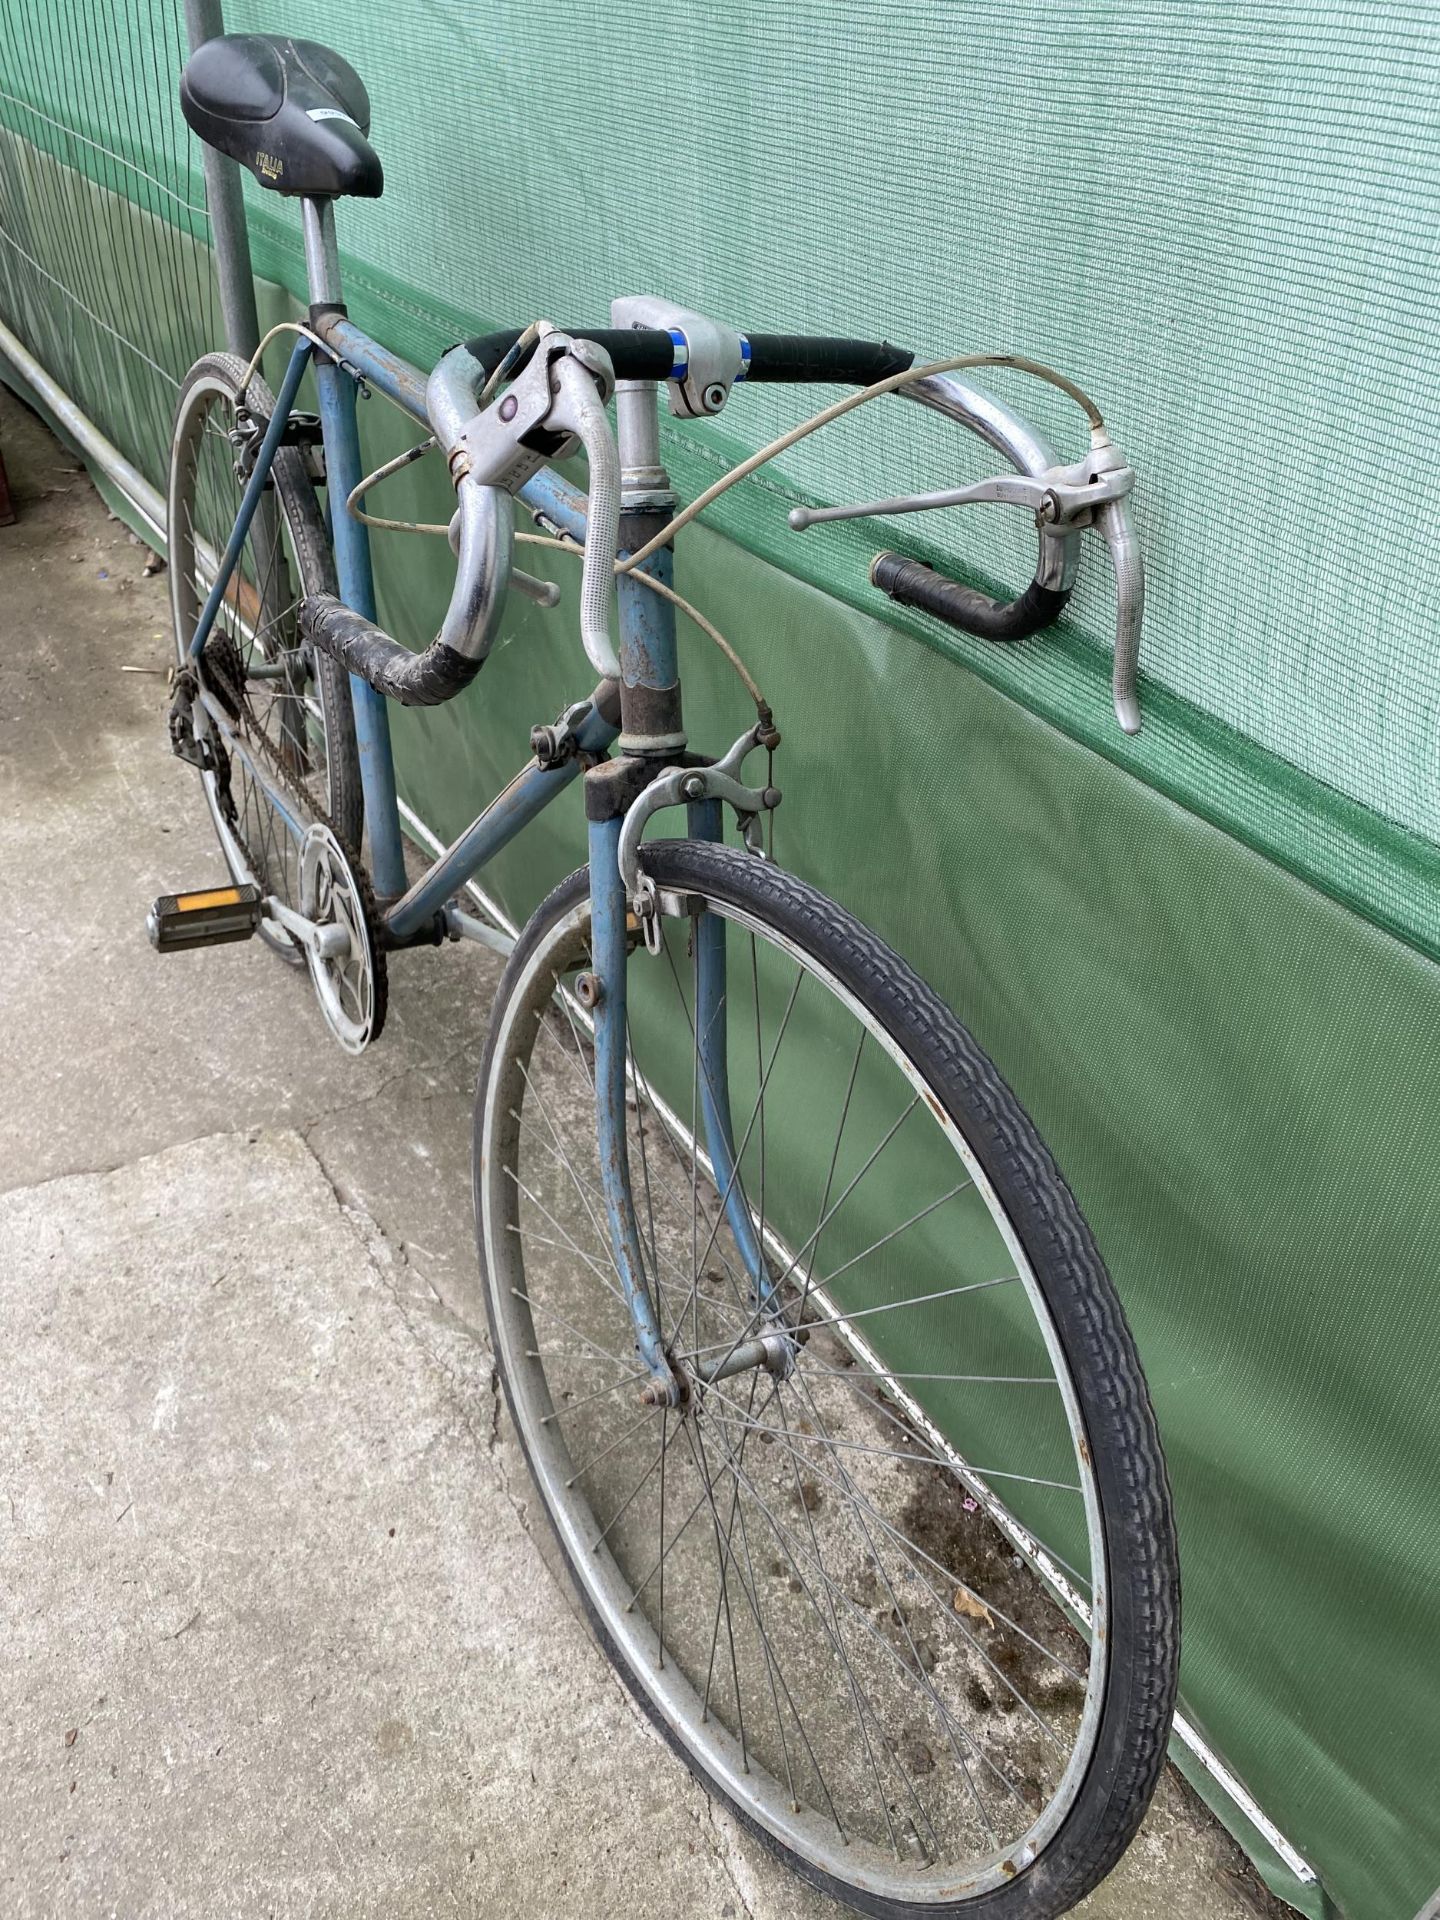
(300, 196, 345, 313)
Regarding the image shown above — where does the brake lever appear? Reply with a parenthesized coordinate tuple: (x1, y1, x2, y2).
(449, 325, 622, 678)
(790, 434, 1146, 734)
(788, 461, 1132, 528)
(1094, 493, 1143, 734)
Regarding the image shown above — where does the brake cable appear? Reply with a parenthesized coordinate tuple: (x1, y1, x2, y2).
(340, 441, 774, 728)
(617, 352, 1105, 575)
(334, 341, 1109, 733)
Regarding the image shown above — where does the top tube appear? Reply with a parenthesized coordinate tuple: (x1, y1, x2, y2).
(311, 313, 593, 547)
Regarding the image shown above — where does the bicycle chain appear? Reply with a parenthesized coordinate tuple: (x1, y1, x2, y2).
(200, 625, 326, 900)
(327, 829, 389, 1046)
(194, 635, 388, 1040)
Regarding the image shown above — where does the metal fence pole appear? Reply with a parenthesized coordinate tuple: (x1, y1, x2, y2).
(182, 0, 260, 357)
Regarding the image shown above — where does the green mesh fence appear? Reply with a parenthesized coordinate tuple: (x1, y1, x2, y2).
(4, 4, 1439, 947)
(5, 3, 1440, 935)
(0, 2, 216, 500)
(5, 6, 1440, 1916)
(217, 0, 1440, 962)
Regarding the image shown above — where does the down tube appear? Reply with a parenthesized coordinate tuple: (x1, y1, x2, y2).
(383, 695, 620, 943)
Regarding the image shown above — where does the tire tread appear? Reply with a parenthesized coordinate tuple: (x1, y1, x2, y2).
(476, 843, 1180, 1919)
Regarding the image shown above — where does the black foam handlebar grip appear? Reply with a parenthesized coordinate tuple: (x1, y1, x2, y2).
(300, 594, 483, 707)
(870, 552, 1070, 642)
(464, 328, 677, 383)
(742, 336, 915, 385)
(463, 329, 915, 388)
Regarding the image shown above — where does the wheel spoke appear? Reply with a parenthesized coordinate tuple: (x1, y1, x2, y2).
(682, 1275, 1023, 1364)
(701, 1397, 1022, 1818)
(708, 1375, 1086, 1701)
(171, 366, 353, 922)
(698, 1405, 1081, 1495)
(475, 861, 1150, 1898)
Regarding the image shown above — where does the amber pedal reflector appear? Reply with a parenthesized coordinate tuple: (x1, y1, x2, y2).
(175, 886, 244, 912)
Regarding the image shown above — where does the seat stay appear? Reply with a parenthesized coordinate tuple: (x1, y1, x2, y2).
(189, 337, 313, 664)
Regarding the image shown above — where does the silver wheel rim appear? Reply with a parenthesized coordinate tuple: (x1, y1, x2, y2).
(479, 888, 1109, 1905)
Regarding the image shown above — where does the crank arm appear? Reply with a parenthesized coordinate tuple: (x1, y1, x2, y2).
(265, 895, 352, 961)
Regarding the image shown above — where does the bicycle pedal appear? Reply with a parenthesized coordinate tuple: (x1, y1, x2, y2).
(147, 883, 263, 952)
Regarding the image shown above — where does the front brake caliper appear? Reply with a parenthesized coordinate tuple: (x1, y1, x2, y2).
(616, 723, 782, 952)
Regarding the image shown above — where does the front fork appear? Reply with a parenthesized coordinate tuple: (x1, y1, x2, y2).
(587, 812, 673, 1401)
(587, 376, 771, 1406)
(687, 797, 769, 1291)
(586, 802, 770, 1410)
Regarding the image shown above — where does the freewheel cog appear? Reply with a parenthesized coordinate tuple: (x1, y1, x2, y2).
(298, 823, 387, 1053)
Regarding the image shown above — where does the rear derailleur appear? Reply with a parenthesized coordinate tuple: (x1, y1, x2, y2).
(166, 665, 233, 821)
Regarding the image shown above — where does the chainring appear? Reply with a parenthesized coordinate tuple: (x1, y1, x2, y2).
(298, 823, 388, 1053)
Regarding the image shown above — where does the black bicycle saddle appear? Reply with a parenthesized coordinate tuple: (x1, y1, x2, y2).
(179, 34, 383, 199)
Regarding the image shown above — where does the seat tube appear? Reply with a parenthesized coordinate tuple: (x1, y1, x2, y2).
(302, 197, 407, 900)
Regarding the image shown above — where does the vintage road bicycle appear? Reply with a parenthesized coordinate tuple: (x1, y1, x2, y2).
(154, 31, 1179, 1918)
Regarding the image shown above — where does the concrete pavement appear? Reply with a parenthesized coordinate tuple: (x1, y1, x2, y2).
(0, 382, 1286, 1918)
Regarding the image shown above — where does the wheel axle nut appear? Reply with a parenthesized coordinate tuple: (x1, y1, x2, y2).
(574, 971, 602, 1009)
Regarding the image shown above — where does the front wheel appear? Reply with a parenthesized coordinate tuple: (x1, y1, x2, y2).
(474, 842, 1178, 1918)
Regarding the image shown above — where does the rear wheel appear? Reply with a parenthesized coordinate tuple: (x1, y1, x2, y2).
(167, 352, 361, 963)
(474, 842, 1179, 1918)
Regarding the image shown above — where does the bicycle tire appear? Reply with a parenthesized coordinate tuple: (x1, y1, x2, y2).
(474, 840, 1179, 1919)
(167, 352, 361, 963)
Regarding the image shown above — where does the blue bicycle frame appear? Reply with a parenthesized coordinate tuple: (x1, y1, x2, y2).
(186, 199, 752, 1405)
